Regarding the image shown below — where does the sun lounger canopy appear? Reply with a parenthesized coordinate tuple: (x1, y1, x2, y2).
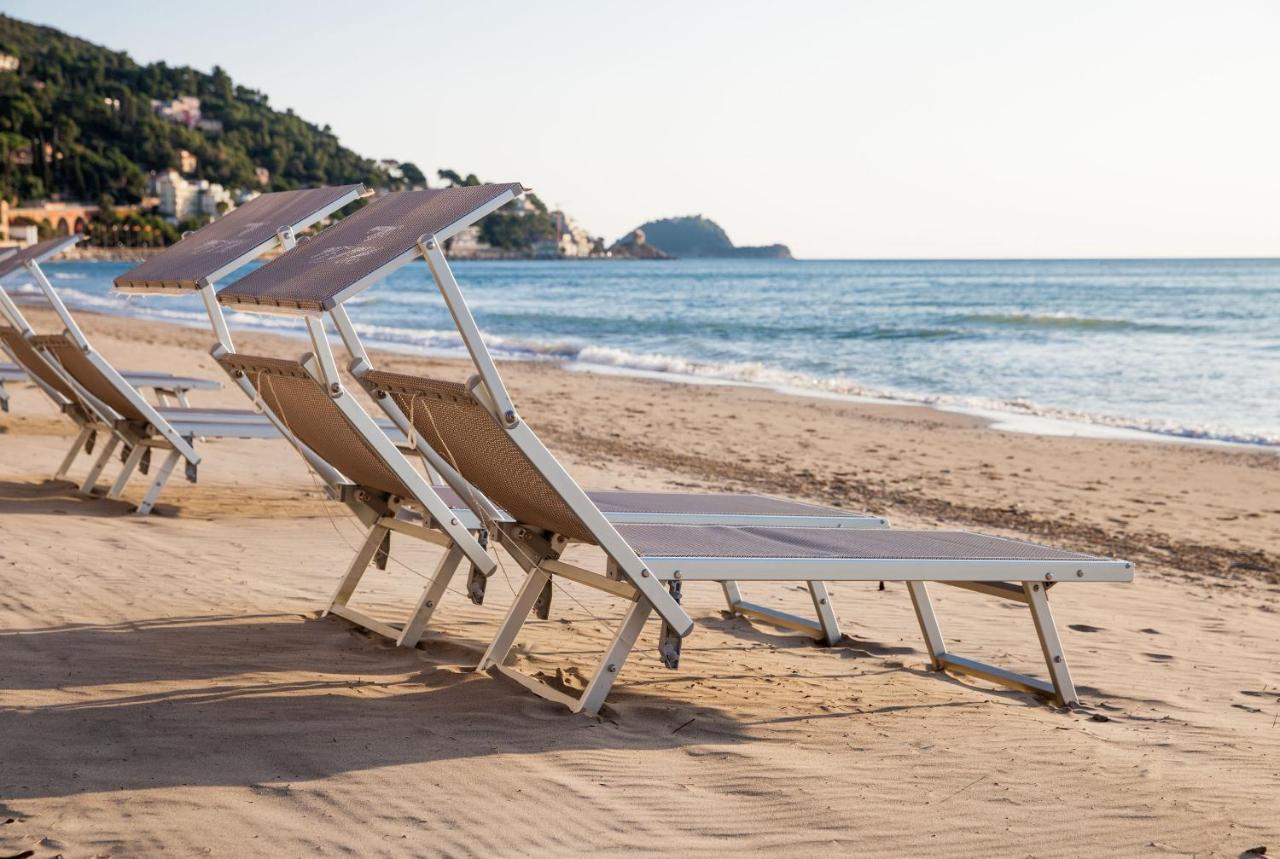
(113, 185, 365, 294)
(0, 236, 80, 280)
(217, 183, 524, 315)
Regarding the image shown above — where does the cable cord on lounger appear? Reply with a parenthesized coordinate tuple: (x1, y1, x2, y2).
(252, 371, 475, 604)
(407, 390, 621, 626)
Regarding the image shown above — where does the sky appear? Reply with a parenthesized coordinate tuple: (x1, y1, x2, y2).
(4, 0, 1278, 259)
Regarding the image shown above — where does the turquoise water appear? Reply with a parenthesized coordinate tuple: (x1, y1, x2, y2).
(21, 257, 1280, 446)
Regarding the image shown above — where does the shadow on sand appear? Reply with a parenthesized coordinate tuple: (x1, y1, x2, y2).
(0, 611, 761, 801)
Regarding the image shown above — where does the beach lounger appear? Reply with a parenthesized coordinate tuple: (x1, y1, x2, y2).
(218, 183, 1134, 714)
(0, 237, 223, 478)
(112, 184, 372, 492)
(214, 186, 888, 648)
(1, 236, 283, 513)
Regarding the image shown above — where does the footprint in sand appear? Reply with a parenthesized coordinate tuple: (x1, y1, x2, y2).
(1069, 624, 1104, 632)
(1143, 653, 1174, 662)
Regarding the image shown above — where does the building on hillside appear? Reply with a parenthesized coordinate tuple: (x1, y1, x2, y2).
(550, 210, 595, 257)
(6, 224, 38, 246)
(178, 149, 198, 175)
(196, 118, 223, 135)
(0, 200, 134, 241)
(254, 166, 271, 187)
(152, 95, 202, 129)
(153, 170, 233, 222)
(0, 54, 19, 73)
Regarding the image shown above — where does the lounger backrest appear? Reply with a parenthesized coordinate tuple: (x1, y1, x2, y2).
(362, 369, 594, 543)
(0, 326, 76, 400)
(31, 333, 145, 421)
(217, 353, 412, 499)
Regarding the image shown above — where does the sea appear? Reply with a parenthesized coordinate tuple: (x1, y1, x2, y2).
(15, 257, 1280, 448)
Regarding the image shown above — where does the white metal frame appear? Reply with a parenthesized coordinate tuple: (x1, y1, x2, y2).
(13, 254, 277, 513)
(174, 186, 1132, 714)
(395, 232, 1132, 715)
(1, 240, 213, 481)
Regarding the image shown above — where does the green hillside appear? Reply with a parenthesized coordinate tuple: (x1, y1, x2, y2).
(0, 14, 390, 205)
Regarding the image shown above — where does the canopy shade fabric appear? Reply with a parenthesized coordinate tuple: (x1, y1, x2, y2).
(217, 183, 523, 314)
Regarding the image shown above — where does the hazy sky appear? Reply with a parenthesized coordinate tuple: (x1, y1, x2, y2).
(4, 1, 1278, 258)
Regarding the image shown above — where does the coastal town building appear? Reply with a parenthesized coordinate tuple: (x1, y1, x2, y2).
(151, 95, 202, 129)
(0, 54, 19, 72)
(178, 149, 198, 175)
(0, 200, 99, 242)
(550, 209, 595, 257)
(152, 170, 233, 222)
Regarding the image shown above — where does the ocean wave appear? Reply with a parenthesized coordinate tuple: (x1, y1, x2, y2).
(562, 344, 1279, 447)
(953, 312, 1193, 332)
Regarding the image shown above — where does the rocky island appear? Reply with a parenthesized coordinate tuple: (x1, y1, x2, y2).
(610, 215, 792, 259)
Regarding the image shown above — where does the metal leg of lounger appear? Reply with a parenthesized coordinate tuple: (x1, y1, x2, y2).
(576, 598, 653, 716)
(720, 580, 743, 609)
(807, 581, 842, 646)
(54, 427, 93, 480)
(1024, 582, 1078, 706)
(480, 564, 652, 716)
(907, 581, 946, 670)
(396, 544, 465, 647)
(720, 578, 840, 644)
(324, 524, 390, 622)
(908, 579, 1074, 706)
(134, 449, 181, 515)
(478, 567, 550, 673)
(107, 444, 146, 500)
(78, 435, 120, 496)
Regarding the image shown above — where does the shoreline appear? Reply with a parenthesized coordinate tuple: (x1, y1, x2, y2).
(19, 277, 1280, 451)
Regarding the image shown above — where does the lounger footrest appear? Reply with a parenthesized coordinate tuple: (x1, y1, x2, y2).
(326, 602, 404, 642)
(940, 581, 1031, 603)
(935, 653, 1056, 699)
(488, 663, 586, 712)
(729, 600, 827, 639)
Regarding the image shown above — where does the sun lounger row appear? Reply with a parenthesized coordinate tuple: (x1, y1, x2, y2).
(0, 183, 1134, 715)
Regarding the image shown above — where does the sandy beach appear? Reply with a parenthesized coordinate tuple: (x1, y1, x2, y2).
(2, 307, 1277, 857)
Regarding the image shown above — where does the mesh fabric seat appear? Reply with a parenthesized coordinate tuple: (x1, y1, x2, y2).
(1, 327, 77, 400)
(364, 368, 594, 542)
(218, 353, 412, 499)
(33, 334, 147, 420)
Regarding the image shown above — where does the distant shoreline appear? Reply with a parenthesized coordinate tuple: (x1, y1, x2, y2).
(56, 246, 680, 263)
